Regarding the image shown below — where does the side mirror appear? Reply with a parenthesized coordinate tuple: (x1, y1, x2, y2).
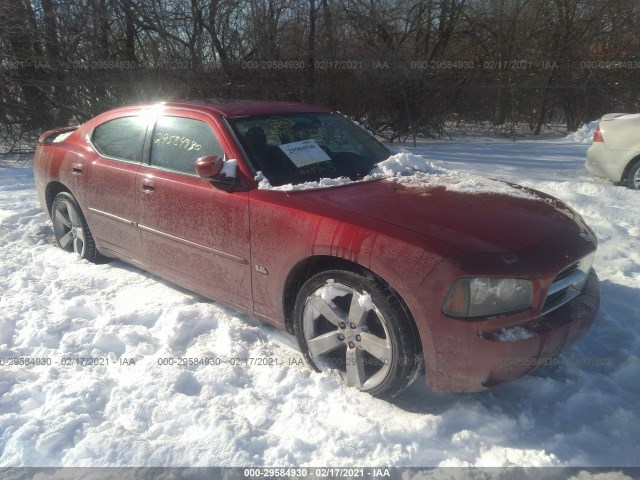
(194, 155, 224, 178)
(194, 156, 238, 181)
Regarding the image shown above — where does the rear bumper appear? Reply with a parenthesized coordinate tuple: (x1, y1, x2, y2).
(586, 143, 635, 183)
(585, 152, 608, 179)
(425, 269, 600, 392)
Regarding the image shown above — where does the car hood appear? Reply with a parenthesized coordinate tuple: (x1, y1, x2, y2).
(283, 178, 589, 254)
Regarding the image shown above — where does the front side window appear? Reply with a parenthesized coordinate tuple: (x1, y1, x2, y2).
(150, 116, 224, 174)
(92, 116, 147, 161)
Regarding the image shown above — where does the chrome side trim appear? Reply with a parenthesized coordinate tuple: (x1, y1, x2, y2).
(128, 257, 151, 269)
(88, 207, 135, 226)
(137, 224, 248, 264)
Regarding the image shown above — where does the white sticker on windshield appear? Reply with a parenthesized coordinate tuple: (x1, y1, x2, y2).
(278, 140, 331, 168)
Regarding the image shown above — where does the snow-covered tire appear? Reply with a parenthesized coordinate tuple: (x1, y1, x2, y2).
(51, 192, 103, 262)
(627, 161, 640, 190)
(293, 269, 422, 398)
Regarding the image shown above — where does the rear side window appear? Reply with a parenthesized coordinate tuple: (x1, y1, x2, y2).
(150, 116, 223, 174)
(92, 116, 147, 161)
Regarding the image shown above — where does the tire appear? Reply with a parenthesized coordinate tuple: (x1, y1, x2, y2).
(627, 161, 640, 190)
(51, 192, 104, 262)
(293, 269, 422, 398)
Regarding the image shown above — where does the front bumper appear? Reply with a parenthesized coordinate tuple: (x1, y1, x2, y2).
(425, 269, 600, 393)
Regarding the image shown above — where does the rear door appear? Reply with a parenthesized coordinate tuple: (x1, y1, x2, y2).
(77, 115, 147, 260)
(135, 110, 252, 310)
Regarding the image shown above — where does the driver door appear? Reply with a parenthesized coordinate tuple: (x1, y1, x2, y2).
(135, 111, 252, 310)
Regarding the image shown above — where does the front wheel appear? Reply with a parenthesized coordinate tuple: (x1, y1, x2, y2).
(293, 270, 422, 398)
(51, 192, 103, 262)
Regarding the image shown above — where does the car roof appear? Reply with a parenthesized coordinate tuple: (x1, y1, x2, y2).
(160, 99, 332, 118)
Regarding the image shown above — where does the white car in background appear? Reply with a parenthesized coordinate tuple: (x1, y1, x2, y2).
(586, 113, 640, 190)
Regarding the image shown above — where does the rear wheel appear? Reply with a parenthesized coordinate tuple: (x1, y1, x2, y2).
(51, 192, 102, 262)
(627, 161, 640, 190)
(294, 269, 421, 398)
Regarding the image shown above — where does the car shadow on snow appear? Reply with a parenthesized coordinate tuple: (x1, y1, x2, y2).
(388, 281, 640, 465)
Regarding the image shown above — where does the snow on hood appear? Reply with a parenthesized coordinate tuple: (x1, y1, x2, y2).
(565, 120, 599, 143)
(255, 172, 355, 191)
(256, 151, 537, 199)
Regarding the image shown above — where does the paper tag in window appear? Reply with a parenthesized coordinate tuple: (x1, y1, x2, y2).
(279, 140, 331, 167)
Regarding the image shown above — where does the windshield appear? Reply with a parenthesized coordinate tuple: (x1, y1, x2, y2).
(228, 113, 390, 187)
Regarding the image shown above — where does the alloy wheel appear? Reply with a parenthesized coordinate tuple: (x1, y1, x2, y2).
(302, 281, 393, 390)
(52, 199, 86, 257)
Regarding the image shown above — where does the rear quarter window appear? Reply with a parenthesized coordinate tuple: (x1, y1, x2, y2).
(92, 116, 147, 161)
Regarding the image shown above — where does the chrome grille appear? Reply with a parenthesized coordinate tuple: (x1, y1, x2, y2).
(554, 262, 579, 283)
(541, 254, 594, 315)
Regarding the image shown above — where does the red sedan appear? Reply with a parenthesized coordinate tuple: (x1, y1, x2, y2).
(34, 100, 600, 397)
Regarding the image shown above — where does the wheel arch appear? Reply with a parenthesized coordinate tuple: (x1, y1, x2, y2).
(45, 181, 72, 216)
(282, 255, 422, 353)
(621, 154, 640, 183)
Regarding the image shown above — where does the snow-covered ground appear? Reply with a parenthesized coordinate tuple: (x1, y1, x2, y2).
(1, 138, 639, 468)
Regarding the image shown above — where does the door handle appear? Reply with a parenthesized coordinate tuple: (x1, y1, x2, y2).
(71, 163, 84, 174)
(141, 179, 156, 193)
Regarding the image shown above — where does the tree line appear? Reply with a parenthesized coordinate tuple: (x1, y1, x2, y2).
(1, 0, 639, 149)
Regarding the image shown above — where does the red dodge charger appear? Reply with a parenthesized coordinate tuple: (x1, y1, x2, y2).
(34, 99, 600, 397)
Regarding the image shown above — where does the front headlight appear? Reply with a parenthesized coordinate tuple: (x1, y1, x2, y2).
(443, 278, 533, 318)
